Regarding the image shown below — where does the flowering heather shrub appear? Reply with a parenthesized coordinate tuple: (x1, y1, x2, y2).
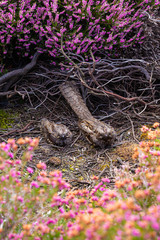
(0, 123, 160, 239)
(0, 0, 159, 64)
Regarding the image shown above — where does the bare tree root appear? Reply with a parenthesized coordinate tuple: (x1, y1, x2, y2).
(0, 52, 41, 92)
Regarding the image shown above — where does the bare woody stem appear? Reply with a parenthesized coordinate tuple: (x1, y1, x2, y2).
(59, 81, 95, 121)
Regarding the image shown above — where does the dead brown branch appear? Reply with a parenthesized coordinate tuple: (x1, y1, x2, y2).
(0, 52, 41, 89)
(0, 121, 35, 137)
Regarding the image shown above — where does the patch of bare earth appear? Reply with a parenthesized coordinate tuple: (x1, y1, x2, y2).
(1, 96, 159, 190)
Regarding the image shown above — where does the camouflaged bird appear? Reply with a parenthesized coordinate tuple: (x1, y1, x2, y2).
(41, 118, 72, 146)
(59, 81, 116, 148)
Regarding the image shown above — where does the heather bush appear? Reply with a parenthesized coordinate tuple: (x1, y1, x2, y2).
(0, 0, 159, 65)
(0, 123, 160, 239)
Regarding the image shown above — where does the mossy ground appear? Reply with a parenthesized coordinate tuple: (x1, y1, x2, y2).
(0, 109, 19, 129)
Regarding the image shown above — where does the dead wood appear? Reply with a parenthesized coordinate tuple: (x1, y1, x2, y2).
(0, 52, 41, 91)
(60, 81, 116, 148)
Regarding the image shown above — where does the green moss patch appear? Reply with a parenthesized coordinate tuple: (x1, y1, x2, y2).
(0, 109, 18, 129)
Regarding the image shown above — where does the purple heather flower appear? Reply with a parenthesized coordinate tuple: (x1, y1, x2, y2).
(69, 23, 73, 29)
(77, 9, 81, 14)
(27, 167, 34, 174)
(82, 0, 87, 8)
(101, 177, 110, 183)
(8, 152, 14, 158)
(17, 196, 24, 203)
(31, 181, 39, 188)
(60, 27, 66, 34)
(1, 176, 5, 182)
(59, 207, 65, 213)
(87, 5, 92, 18)
(157, 194, 160, 202)
(46, 219, 57, 225)
(152, 221, 160, 231)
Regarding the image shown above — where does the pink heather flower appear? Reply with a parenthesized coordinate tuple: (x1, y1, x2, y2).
(68, 210, 76, 218)
(120, 38, 125, 43)
(77, 9, 81, 14)
(138, 221, 148, 228)
(60, 27, 66, 34)
(103, 222, 110, 230)
(115, 237, 122, 240)
(87, 5, 92, 18)
(17, 196, 24, 203)
(86, 229, 93, 239)
(57, 32, 61, 37)
(15, 179, 20, 183)
(132, 229, 141, 237)
(15, 159, 22, 165)
(28, 146, 33, 151)
(51, 170, 62, 178)
(69, 23, 73, 29)
(10, 170, 17, 178)
(82, 0, 87, 8)
(76, 26, 82, 33)
(46, 219, 57, 225)
(4, 143, 10, 152)
(53, 36, 58, 42)
(1, 176, 5, 182)
(17, 171, 21, 176)
(92, 196, 99, 201)
(152, 221, 160, 231)
(101, 177, 110, 183)
(127, 185, 133, 191)
(59, 207, 65, 213)
(52, 0, 58, 13)
(108, 45, 113, 50)
(149, 150, 160, 156)
(140, 126, 149, 133)
(27, 167, 34, 174)
(37, 162, 47, 170)
(157, 194, 160, 202)
(67, 221, 73, 228)
(8, 233, 16, 239)
(31, 181, 39, 188)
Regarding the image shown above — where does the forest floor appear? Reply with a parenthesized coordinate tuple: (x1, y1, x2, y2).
(1, 96, 159, 189)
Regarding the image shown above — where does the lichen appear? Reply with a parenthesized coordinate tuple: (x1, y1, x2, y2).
(0, 109, 18, 129)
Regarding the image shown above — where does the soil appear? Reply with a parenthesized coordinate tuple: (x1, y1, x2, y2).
(0, 96, 159, 189)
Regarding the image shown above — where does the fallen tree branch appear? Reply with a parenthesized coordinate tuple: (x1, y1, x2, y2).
(0, 52, 41, 86)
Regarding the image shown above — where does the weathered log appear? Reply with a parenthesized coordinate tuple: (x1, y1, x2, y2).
(59, 81, 116, 148)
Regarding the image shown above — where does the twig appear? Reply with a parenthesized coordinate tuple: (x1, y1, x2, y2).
(127, 115, 139, 143)
(70, 132, 82, 147)
(0, 121, 35, 137)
